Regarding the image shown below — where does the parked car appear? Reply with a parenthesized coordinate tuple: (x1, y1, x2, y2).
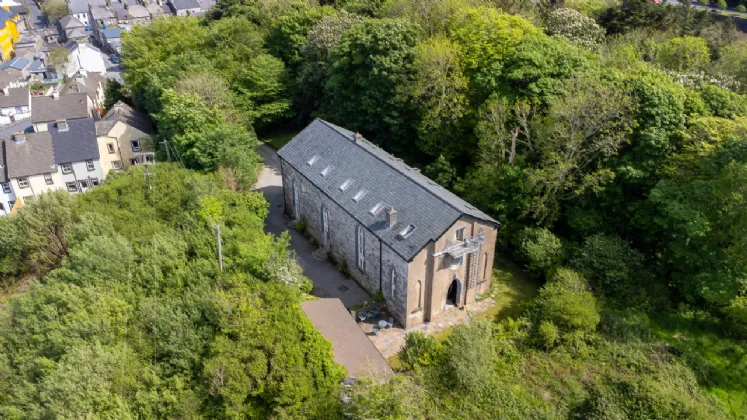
(109, 54, 120, 64)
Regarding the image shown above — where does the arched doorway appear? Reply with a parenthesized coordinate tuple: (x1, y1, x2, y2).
(446, 277, 462, 307)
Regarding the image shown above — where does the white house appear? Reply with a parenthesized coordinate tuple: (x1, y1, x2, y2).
(0, 86, 29, 125)
(65, 43, 107, 78)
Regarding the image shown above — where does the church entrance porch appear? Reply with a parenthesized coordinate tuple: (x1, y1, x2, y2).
(446, 277, 462, 309)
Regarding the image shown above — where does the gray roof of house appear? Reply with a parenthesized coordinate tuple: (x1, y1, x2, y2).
(66, 27, 89, 39)
(0, 68, 23, 87)
(112, 5, 127, 20)
(171, 0, 199, 10)
(127, 4, 150, 18)
(68, 0, 106, 14)
(89, 4, 115, 19)
(101, 101, 154, 134)
(49, 117, 99, 164)
(31, 93, 89, 123)
(1, 57, 29, 71)
(4, 132, 56, 178)
(95, 119, 116, 136)
(59, 15, 85, 29)
(101, 28, 121, 39)
(278, 119, 498, 261)
(0, 87, 28, 108)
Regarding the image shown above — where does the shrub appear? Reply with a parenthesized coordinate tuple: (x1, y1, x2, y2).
(738, 4, 747, 12)
(717, 0, 727, 9)
(443, 318, 495, 393)
(533, 268, 600, 334)
(537, 321, 559, 349)
(571, 234, 649, 305)
(295, 217, 307, 235)
(399, 332, 443, 370)
(698, 0, 708, 4)
(516, 227, 564, 276)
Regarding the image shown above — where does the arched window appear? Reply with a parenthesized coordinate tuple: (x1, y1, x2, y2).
(416, 280, 422, 309)
(390, 267, 397, 300)
(356, 225, 365, 271)
(321, 205, 329, 247)
(482, 252, 488, 280)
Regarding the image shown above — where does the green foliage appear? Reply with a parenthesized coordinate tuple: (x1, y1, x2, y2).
(103, 79, 128, 112)
(532, 268, 600, 335)
(399, 332, 443, 370)
(516, 227, 564, 275)
(699, 84, 747, 118)
(717, 0, 727, 9)
(47, 48, 69, 73)
(327, 18, 419, 152)
(537, 320, 559, 349)
(544, 7, 605, 50)
(443, 318, 495, 393)
(737, 4, 746, 12)
(41, 0, 67, 22)
(0, 165, 343, 417)
(656, 36, 710, 72)
(266, 5, 337, 68)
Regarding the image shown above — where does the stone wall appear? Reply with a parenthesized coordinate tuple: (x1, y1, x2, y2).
(381, 243, 409, 326)
(281, 159, 381, 295)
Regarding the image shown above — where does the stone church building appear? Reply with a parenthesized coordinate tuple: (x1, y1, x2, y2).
(278, 120, 500, 328)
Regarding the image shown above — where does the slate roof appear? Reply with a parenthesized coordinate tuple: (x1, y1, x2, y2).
(1, 57, 29, 71)
(0, 68, 23, 86)
(4, 132, 56, 178)
(101, 28, 121, 39)
(0, 8, 16, 29)
(101, 101, 154, 134)
(278, 119, 499, 261)
(68, 0, 106, 15)
(95, 119, 115, 136)
(112, 5, 127, 20)
(171, 0, 199, 10)
(66, 27, 88, 39)
(127, 4, 150, 18)
(59, 15, 85, 29)
(89, 4, 115, 20)
(31, 93, 89, 123)
(48, 117, 99, 164)
(0, 87, 28, 108)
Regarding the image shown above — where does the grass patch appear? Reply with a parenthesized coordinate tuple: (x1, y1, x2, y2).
(258, 127, 300, 150)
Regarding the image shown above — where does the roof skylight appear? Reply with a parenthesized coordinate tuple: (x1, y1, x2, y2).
(340, 179, 354, 191)
(399, 224, 417, 239)
(320, 165, 333, 176)
(352, 189, 368, 202)
(370, 202, 385, 216)
(307, 155, 320, 166)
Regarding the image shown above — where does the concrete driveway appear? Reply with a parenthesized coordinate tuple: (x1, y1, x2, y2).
(254, 143, 370, 308)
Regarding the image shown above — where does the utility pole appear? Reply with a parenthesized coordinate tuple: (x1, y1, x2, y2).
(144, 164, 152, 190)
(214, 223, 223, 271)
(161, 140, 171, 162)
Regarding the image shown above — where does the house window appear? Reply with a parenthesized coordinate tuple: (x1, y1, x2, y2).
(483, 252, 488, 280)
(86, 160, 95, 171)
(91, 178, 100, 186)
(144, 154, 154, 164)
(131, 140, 141, 152)
(17, 177, 28, 188)
(1, 182, 10, 193)
(390, 268, 397, 300)
(456, 227, 465, 241)
(449, 255, 464, 270)
(112, 160, 122, 170)
(14, 106, 22, 113)
(356, 225, 365, 271)
(61, 163, 72, 174)
(130, 157, 139, 166)
(7, 200, 14, 209)
(66, 181, 77, 192)
(79, 180, 89, 189)
(107, 143, 115, 153)
(0, 202, 4, 211)
(44, 173, 53, 185)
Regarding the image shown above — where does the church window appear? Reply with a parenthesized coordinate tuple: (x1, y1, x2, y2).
(356, 225, 365, 271)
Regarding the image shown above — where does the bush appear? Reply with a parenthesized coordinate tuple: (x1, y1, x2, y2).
(571, 234, 650, 305)
(717, 0, 727, 9)
(516, 227, 564, 276)
(698, 0, 708, 4)
(537, 321, 559, 349)
(399, 332, 443, 370)
(544, 7, 605, 50)
(533, 268, 600, 334)
(443, 318, 495, 393)
(737, 4, 747, 12)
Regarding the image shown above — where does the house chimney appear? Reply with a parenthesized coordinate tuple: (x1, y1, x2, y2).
(353, 132, 361, 142)
(13, 133, 26, 143)
(386, 207, 397, 229)
(1, 86, 8, 95)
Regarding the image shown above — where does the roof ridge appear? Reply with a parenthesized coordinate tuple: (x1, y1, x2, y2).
(315, 119, 497, 225)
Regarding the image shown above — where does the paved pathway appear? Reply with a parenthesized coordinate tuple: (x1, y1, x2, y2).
(362, 298, 497, 359)
(253, 143, 370, 308)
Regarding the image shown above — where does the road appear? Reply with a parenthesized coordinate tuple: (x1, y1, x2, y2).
(23, 0, 45, 30)
(253, 143, 370, 308)
(664, 0, 747, 15)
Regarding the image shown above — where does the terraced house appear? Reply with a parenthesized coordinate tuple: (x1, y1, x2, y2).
(278, 120, 500, 328)
(0, 6, 20, 61)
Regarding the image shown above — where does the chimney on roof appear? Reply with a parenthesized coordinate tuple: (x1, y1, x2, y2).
(1, 86, 8, 96)
(353, 131, 361, 142)
(386, 207, 397, 229)
(13, 133, 26, 144)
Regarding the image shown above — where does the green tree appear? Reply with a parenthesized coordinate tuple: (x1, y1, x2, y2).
(47, 48, 69, 73)
(717, 0, 727, 9)
(103, 79, 127, 112)
(327, 18, 419, 151)
(265, 5, 337, 68)
(656, 36, 710, 72)
(532, 268, 600, 335)
(41, 0, 67, 22)
(516, 227, 564, 275)
(443, 318, 495, 394)
(14, 191, 75, 273)
(544, 7, 605, 50)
